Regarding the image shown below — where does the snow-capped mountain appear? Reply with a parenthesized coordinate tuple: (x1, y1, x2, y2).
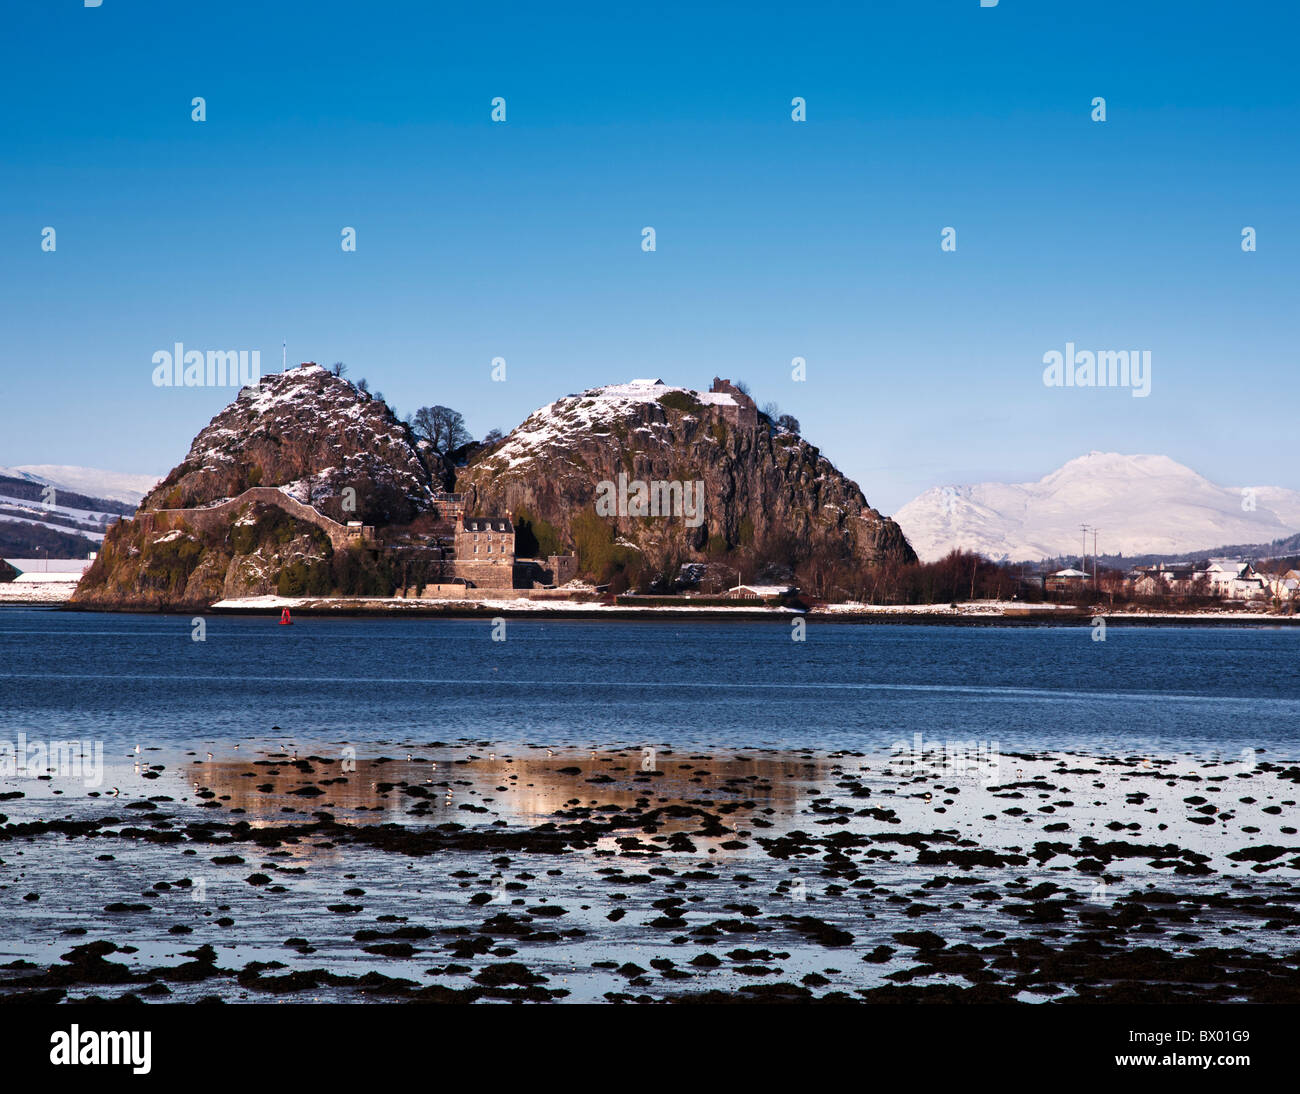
(894, 452, 1300, 563)
(0, 465, 160, 507)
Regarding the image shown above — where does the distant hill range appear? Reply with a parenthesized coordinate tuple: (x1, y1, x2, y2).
(0, 466, 158, 562)
(895, 452, 1300, 564)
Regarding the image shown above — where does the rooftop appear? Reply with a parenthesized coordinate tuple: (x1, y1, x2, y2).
(461, 517, 513, 534)
(2, 557, 94, 575)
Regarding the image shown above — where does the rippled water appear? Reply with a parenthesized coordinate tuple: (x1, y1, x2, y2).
(2, 607, 1296, 760)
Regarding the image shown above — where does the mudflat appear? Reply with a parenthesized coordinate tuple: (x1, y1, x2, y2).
(2, 742, 1297, 1003)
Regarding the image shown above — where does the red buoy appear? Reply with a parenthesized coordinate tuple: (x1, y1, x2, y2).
(279, 607, 293, 625)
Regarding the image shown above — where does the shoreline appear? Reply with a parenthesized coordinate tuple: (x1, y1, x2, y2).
(35, 592, 1300, 625)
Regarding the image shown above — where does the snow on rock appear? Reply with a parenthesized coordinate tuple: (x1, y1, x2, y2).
(140, 365, 443, 527)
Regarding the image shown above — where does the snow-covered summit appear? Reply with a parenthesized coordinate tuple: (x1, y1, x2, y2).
(488, 378, 744, 472)
(895, 452, 1300, 562)
(141, 366, 441, 525)
(590, 378, 742, 408)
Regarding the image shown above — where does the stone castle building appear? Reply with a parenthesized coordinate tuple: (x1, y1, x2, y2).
(452, 516, 516, 589)
(709, 377, 758, 429)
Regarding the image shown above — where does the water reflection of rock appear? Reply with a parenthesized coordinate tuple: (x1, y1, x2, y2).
(189, 747, 828, 833)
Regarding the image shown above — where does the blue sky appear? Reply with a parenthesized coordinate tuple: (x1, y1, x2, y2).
(1, 0, 1295, 514)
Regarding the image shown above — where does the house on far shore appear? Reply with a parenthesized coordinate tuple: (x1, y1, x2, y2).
(721, 583, 796, 604)
(1262, 568, 1300, 602)
(1124, 559, 1271, 601)
(1044, 568, 1090, 594)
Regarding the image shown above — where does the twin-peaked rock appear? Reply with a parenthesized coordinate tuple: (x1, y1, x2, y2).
(73, 370, 914, 608)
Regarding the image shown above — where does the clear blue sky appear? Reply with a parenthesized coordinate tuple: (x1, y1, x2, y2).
(1, 1, 1295, 514)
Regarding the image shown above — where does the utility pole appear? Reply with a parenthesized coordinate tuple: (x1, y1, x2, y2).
(1092, 527, 1099, 589)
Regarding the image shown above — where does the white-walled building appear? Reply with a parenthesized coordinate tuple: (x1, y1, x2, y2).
(2, 557, 94, 583)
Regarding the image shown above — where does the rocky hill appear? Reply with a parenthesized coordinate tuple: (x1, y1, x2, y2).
(140, 365, 446, 524)
(456, 379, 914, 588)
(72, 366, 447, 609)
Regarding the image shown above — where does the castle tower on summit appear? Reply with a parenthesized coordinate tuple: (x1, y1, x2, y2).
(709, 377, 758, 429)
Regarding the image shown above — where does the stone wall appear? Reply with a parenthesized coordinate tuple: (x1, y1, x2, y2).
(396, 585, 594, 602)
(142, 487, 371, 552)
(451, 558, 515, 589)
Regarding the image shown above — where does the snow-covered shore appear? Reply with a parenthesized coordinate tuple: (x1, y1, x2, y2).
(209, 594, 789, 615)
(811, 599, 1289, 622)
(200, 593, 1297, 623)
(0, 581, 80, 604)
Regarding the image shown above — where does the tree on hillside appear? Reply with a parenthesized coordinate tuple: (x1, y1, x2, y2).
(482, 427, 505, 446)
(330, 361, 348, 377)
(776, 413, 801, 435)
(409, 405, 472, 455)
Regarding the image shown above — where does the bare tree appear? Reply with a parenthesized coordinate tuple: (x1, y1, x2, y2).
(330, 361, 348, 377)
(409, 405, 472, 455)
(776, 413, 800, 434)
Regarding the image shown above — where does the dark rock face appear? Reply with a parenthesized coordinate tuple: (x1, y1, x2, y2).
(456, 384, 915, 581)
